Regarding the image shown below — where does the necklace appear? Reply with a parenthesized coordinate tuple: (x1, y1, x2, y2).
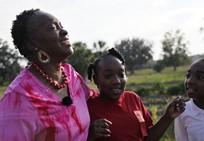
(32, 62, 68, 89)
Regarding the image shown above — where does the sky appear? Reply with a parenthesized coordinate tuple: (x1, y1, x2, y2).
(0, 0, 204, 60)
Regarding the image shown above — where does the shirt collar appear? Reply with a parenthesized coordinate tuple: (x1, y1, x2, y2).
(189, 99, 204, 115)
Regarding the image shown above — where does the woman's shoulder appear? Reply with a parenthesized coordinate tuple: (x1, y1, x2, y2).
(62, 63, 82, 78)
(61, 63, 75, 71)
(0, 88, 37, 115)
(3, 68, 32, 94)
(1, 67, 45, 108)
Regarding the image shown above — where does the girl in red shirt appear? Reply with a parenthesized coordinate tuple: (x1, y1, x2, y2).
(87, 48, 185, 141)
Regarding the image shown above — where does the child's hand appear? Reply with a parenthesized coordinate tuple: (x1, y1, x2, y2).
(165, 96, 186, 120)
(87, 118, 112, 141)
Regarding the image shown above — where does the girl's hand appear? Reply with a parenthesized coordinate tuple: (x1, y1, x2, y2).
(165, 96, 186, 120)
(87, 118, 112, 141)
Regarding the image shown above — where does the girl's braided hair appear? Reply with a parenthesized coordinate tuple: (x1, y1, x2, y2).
(87, 47, 125, 81)
(11, 9, 40, 60)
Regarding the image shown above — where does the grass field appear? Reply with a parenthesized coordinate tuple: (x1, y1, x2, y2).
(0, 65, 189, 140)
(127, 65, 188, 84)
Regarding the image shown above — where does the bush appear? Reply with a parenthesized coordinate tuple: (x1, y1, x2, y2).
(151, 82, 168, 94)
(167, 83, 185, 95)
(153, 60, 165, 72)
(134, 87, 151, 96)
(128, 81, 185, 97)
(147, 103, 175, 141)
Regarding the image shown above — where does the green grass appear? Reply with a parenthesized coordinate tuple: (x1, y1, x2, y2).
(127, 65, 188, 85)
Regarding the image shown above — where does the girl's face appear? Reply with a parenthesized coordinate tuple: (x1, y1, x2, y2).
(29, 11, 73, 63)
(185, 60, 204, 100)
(94, 55, 127, 100)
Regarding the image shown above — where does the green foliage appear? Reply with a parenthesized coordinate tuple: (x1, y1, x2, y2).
(0, 39, 23, 85)
(114, 38, 153, 71)
(153, 60, 165, 72)
(161, 29, 190, 71)
(149, 105, 158, 122)
(93, 40, 108, 56)
(167, 82, 185, 95)
(65, 42, 94, 78)
(134, 86, 151, 96)
(151, 82, 168, 94)
(146, 102, 176, 141)
(133, 82, 183, 97)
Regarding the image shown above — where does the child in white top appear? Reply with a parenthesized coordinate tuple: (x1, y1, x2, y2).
(175, 58, 204, 141)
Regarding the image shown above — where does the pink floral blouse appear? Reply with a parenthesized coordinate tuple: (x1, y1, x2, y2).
(0, 64, 91, 141)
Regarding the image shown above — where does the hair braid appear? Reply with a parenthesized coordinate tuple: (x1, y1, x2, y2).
(87, 47, 126, 81)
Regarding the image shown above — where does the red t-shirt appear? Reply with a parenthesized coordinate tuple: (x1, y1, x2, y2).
(87, 91, 153, 141)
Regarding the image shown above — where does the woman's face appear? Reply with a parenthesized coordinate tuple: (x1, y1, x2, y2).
(29, 11, 73, 63)
(185, 60, 204, 100)
(94, 55, 127, 100)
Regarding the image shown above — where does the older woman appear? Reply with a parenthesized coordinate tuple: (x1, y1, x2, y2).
(0, 9, 91, 141)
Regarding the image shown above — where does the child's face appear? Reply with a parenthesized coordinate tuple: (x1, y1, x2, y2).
(185, 60, 204, 99)
(94, 56, 127, 100)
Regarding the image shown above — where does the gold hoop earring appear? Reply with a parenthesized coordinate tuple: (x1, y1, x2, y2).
(37, 50, 50, 63)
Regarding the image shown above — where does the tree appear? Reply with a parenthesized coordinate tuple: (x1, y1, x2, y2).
(93, 40, 108, 57)
(0, 39, 23, 85)
(161, 30, 190, 71)
(65, 42, 94, 78)
(114, 38, 153, 72)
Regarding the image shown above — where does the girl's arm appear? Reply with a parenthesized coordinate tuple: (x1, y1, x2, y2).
(144, 96, 185, 141)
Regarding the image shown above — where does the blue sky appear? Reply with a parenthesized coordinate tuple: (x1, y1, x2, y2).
(1, 0, 204, 60)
